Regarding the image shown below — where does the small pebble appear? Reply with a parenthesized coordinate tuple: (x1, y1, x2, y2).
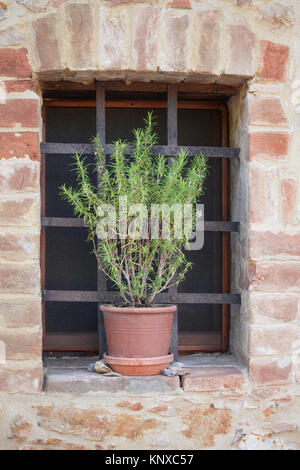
(88, 363, 96, 373)
(162, 368, 177, 377)
(95, 361, 113, 374)
(168, 366, 191, 376)
(169, 361, 185, 368)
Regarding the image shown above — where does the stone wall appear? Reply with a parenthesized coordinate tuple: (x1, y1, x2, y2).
(0, 0, 300, 450)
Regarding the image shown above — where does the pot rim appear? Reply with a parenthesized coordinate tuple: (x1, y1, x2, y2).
(100, 304, 177, 314)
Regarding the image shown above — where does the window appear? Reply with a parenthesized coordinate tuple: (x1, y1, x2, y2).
(41, 83, 240, 356)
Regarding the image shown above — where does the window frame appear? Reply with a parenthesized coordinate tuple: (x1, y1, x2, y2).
(41, 82, 241, 356)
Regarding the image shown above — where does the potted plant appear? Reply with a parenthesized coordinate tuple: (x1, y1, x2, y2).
(60, 113, 208, 376)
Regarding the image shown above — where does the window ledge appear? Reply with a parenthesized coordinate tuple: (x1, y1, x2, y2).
(44, 354, 245, 395)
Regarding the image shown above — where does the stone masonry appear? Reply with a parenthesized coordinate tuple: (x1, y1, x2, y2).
(0, 0, 300, 450)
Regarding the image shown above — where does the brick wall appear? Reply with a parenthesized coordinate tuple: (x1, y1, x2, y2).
(0, 0, 299, 450)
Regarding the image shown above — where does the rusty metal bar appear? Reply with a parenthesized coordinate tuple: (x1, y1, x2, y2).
(40, 142, 240, 158)
(96, 82, 107, 358)
(42, 290, 241, 305)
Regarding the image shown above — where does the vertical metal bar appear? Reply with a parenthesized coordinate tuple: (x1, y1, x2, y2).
(221, 106, 230, 352)
(168, 84, 179, 358)
(169, 308, 178, 361)
(168, 84, 178, 146)
(96, 81, 107, 358)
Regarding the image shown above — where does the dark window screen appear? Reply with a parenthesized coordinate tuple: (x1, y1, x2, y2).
(44, 105, 223, 350)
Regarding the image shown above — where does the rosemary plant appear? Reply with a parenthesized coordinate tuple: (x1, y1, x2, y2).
(60, 113, 208, 307)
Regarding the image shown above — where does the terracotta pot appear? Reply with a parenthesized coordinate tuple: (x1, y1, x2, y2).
(100, 304, 176, 376)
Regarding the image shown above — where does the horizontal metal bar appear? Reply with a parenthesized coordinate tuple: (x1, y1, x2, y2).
(42, 217, 85, 227)
(42, 218, 240, 232)
(42, 290, 241, 305)
(40, 142, 240, 159)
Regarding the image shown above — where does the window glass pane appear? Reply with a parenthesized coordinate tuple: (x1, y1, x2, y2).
(106, 108, 167, 144)
(45, 227, 97, 291)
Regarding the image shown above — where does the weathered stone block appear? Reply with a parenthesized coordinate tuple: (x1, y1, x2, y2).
(0, 263, 40, 294)
(249, 165, 278, 224)
(0, 361, 42, 393)
(0, 328, 42, 360)
(249, 357, 293, 385)
(0, 232, 39, 261)
(0, 159, 39, 192)
(32, 14, 63, 71)
(250, 231, 300, 259)
(0, 100, 39, 128)
(227, 24, 255, 77)
(0, 196, 39, 226)
(281, 178, 297, 225)
(0, 132, 40, 160)
(249, 132, 289, 160)
(249, 262, 300, 292)
(46, 367, 180, 394)
(132, 5, 159, 71)
(65, 3, 96, 70)
(249, 294, 297, 323)
(0, 48, 31, 78)
(196, 10, 222, 75)
(0, 299, 41, 328)
(182, 367, 244, 392)
(160, 11, 189, 72)
(167, 0, 191, 9)
(249, 97, 288, 127)
(249, 325, 299, 356)
(98, 7, 130, 71)
(34, 404, 160, 440)
(259, 41, 289, 82)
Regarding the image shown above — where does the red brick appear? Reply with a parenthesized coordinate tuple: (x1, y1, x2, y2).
(281, 178, 297, 225)
(250, 98, 287, 127)
(0, 300, 41, 328)
(0, 48, 31, 78)
(0, 329, 41, 360)
(249, 262, 300, 292)
(249, 357, 293, 385)
(0, 263, 40, 294)
(0, 362, 42, 393)
(228, 24, 255, 77)
(249, 132, 289, 160)
(249, 295, 297, 323)
(0, 196, 38, 226)
(133, 6, 159, 71)
(249, 166, 278, 224)
(249, 326, 298, 356)
(0, 100, 39, 128)
(4, 80, 38, 94)
(197, 11, 222, 74)
(167, 0, 191, 9)
(0, 132, 40, 160)
(259, 41, 289, 82)
(182, 367, 244, 392)
(250, 231, 300, 259)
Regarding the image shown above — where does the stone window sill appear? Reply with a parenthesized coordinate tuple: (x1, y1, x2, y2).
(44, 354, 246, 395)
